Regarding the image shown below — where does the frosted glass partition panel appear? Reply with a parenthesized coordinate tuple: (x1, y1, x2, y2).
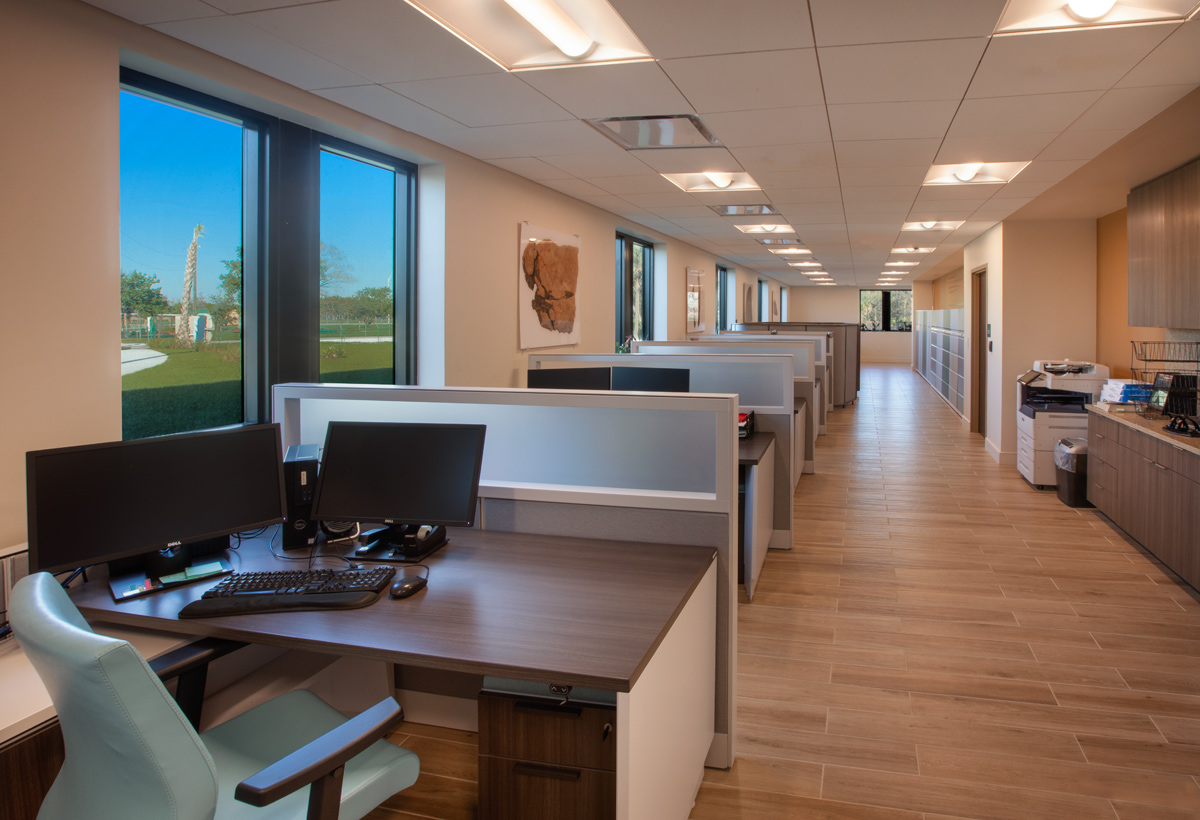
(634, 340, 816, 381)
(692, 333, 828, 367)
(528, 353, 792, 414)
(273, 383, 736, 512)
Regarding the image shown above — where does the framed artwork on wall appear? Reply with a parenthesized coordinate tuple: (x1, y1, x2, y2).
(686, 268, 704, 332)
(518, 221, 581, 349)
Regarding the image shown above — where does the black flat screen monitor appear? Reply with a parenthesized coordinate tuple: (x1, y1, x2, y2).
(611, 366, 690, 393)
(27, 424, 286, 575)
(311, 422, 487, 560)
(527, 367, 611, 390)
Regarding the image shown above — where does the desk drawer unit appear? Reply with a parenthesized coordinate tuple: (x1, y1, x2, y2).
(478, 692, 616, 820)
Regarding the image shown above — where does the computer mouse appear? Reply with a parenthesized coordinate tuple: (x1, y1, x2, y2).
(389, 574, 427, 599)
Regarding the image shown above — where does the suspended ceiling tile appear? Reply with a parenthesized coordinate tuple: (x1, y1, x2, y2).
(934, 133, 1056, 164)
(907, 203, 981, 220)
(590, 174, 687, 196)
(808, 0, 1005, 46)
(314, 84, 465, 136)
(915, 184, 1000, 201)
(966, 24, 1175, 99)
(835, 138, 942, 168)
(843, 201, 912, 216)
(486, 156, 575, 180)
(573, 194, 649, 217)
(839, 165, 930, 187)
(753, 169, 842, 189)
(768, 187, 844, 204)
(972, 197, 1036, 215)
(819, 38, 987, 104)
(733, 142, 838, 177)
(1035, 128, 1130, 160)
(240, 0, 499, 84)
(947, 91, 1104, 137)
(539, 150, 658, 178)
(828, 100, 960, 141)
(1007, 159, 1088, 182)
(840, 185, 918, 204)
(992, 179, 1056, 199)
(516, 62, 693, 119)
(446, 119, 617, 159)
(151, 16, 370, 90)
(208, 0, 329, 10)
(1117, 19, 1200, 87)
(1070, 84, 1196, 131)
(629, 147, 740, 174)
(704, 107, 833, 148)
(608, 0, 813, 58)
(383, 73, 572, 127)
(661, 50, 825, 114)
(621, 191, 709, 209)
(84, 0, 223, 24)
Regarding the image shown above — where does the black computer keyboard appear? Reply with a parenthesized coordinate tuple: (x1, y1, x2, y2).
(178, 566, 396, 619)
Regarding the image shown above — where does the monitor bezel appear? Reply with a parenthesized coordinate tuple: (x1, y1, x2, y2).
(26, 423, 287, 575)
(310, 421, 487, 529)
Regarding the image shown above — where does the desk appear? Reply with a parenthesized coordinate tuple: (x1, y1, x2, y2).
(738, 432, 775, 600)
(70, 528, 718, 820)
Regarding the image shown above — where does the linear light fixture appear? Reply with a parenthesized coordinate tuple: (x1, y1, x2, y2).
(788, 261, 823, 267)
(756, 236, 806, 246)
(735, 224, 795, 234)
(902, 220, 964, 231)
(401, 0, 651, 71)
(885, 261, 918, 267)
(709, 204, 779, 216)
(924, 161, 1029, 185)
(995, 0, 1200, 32)
(891, 247, 935, 254)
(661, 171, 760, 192)
(767, 247, 813, 255)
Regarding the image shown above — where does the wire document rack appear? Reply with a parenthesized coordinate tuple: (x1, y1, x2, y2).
(1130, 341, 1200, 419)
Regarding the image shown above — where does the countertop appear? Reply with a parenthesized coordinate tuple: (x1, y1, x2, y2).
(1089, 405, 1200, 456)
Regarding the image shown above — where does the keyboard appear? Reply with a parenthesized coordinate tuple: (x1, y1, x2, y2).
(178, 566, 396, 619)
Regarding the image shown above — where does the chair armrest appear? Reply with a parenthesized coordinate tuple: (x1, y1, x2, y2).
(234, 697, 404, 809)
(148, 637, 247, 681)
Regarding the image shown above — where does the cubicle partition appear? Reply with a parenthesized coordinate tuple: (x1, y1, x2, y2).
(272, 383, 738, 792)
(732, 322, 860, 406)
(528, 352, 796, 570)
(633, 339, 819, 480)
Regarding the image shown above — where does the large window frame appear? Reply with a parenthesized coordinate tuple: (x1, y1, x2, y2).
(119, 69, 418, 436)
(860, 289, 913, 332)
(716, 265, 730, 331)
(615, 233, 654, 348)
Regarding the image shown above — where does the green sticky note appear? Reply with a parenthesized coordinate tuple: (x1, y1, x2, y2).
(160, 571, 189, 585)
(186, 562, 224, 578)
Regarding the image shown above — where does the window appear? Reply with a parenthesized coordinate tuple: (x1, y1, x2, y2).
(319, 142, 415, 385)
(758, 279, 769, 321)
(119, 70, 417, 439)
(780, 288, 788, 322)
(716, 265, 730, 331)
(119, 83, 261, 440)
(860, 290, 913, 332)
(616, 234, 653, 348)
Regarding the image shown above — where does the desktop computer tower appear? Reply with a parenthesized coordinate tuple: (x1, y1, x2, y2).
(283, 444, 320, 549)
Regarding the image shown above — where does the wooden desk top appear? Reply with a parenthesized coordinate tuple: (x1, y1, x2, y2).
(71, 528, 715, 693)
(738, 431, 775, 465)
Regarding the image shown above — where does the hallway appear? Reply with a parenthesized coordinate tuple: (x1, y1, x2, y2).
(689, 363, 1200, 819)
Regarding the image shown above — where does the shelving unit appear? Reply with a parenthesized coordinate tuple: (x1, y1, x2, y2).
(915, 309, 965, 415)
(1130, 341, 1200, 418)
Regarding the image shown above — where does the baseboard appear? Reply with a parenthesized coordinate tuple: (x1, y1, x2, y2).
(705, 731, 731, 769)
(768, 530, 792, 550)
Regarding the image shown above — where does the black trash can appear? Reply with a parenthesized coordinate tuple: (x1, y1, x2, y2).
(1054, 438, 1091, 508)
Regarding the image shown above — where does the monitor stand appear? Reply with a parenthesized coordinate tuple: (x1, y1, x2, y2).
(353, 524, 448, 563)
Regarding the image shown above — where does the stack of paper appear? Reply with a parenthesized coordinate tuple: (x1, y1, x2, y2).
(1099, 379, 1152, 403)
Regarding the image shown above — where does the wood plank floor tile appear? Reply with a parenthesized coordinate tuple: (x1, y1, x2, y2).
(834, 628, 1037, 661)
(689, 785, 926, 820)
(1119, 668, 1200, 695)
(737, 697, 829, 733)
(1153, 715, 1200, 744)
(909, 692, 1165, 741)
(695, 754, 823, 798)
(903, 650, 1127, 688)
(1111, 801, 1200, 820)
(735, 722, 919, 773)
(916, 745, 1200, 809)
(1077, 734, 1200, 776)
(738, 674, 913, 714)
(831, 664, 1058, 704)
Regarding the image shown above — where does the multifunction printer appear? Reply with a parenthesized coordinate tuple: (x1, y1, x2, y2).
(1017, 360, 1110, 487)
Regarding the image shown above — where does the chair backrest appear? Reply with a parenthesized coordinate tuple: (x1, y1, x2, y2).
(10, 573, 220, 820)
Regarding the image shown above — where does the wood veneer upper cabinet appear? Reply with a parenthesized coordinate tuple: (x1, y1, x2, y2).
(1128, 155, 1200, 328)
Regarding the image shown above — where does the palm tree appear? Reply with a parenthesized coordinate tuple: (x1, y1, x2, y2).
(179, 223, 203, 344)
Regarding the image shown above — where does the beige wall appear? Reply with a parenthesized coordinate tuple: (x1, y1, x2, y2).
(1095, 208, 1164, 379)
(0, 0, 739, 546)
(963, 224, 1004, 460)
(933, 268, 965, 309)
(785, 286, 859, 322)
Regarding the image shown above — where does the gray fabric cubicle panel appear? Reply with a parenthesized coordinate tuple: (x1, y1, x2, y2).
(480, 498, 731, 736)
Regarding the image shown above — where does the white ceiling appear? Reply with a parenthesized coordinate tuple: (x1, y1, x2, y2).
(84, 0, 1200, 288)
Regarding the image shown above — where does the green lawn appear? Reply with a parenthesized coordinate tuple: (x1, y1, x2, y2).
(121, 342, 394, 439)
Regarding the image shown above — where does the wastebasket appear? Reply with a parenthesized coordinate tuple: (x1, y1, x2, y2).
(1054, 438, 1091, 508)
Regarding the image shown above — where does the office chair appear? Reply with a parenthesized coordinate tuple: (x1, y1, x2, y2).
(9, 572, 419, 820)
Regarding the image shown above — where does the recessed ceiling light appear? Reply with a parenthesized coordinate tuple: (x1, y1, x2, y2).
(1066, 0, 1116, 20)
(995, 0, 1196, 32)
(891, 247, 934, 254)
(402, 0, 651, 71)
(709, 204, 778, 216)
(800, 270, 827, 276)
(902, 220, 964, 231)
(788, 261, 822, 267)
(661, 171, 760, 192)
(817, 282, 836, 286)
(885, 261, 918, 267)
(734, 224, 795, 235)
(768, 247, 812, 255)
(756, 236, 806, 246)
(924, 161, 1030, 185)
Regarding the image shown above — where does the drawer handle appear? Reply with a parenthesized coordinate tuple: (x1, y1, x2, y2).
(513, 700, 583, 718)
(602, 723, 613, 742)
(513, 763, 581, 782)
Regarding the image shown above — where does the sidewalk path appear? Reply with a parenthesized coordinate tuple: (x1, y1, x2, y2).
(121, 345, 167, 376)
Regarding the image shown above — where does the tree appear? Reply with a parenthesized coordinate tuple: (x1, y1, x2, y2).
(212, 246, 242, 330)
(120, 270, 169, 328)
(179, 223, 203, 344)
(319, 242, 355, 294)
(350, 285, 392, 324)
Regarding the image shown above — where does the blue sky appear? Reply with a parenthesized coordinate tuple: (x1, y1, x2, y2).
(120, 91, 394, 302)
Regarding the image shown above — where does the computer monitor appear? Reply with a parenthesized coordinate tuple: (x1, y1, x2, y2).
(310, 421, 487, 562)
(611, 366, 690, 393)
(26, 424, 286, 591)
(526, 367, 611, 390)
